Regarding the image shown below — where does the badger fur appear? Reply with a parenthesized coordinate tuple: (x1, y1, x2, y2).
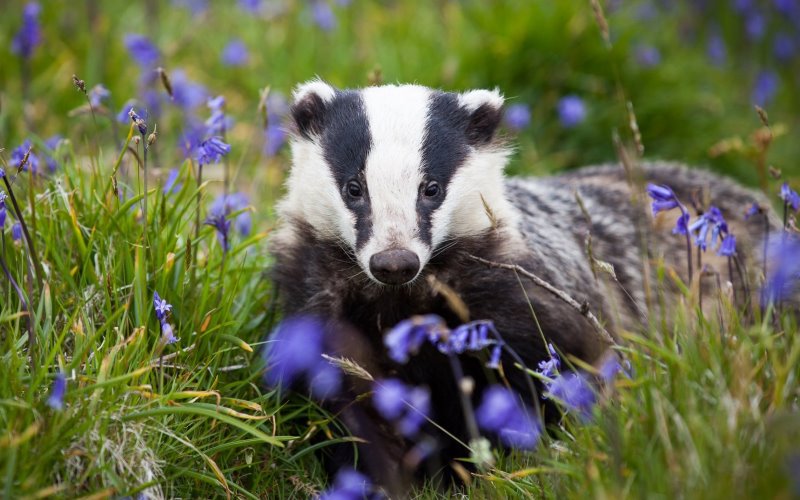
(270, 81, 772, 490)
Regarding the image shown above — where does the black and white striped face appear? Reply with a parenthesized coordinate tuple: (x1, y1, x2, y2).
(279, 81, 511, 286)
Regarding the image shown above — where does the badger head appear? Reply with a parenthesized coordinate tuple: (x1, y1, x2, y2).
(278, 80, 516, 286)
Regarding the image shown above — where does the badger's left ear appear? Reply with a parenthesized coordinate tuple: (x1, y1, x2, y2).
(459, 88, 504, 146)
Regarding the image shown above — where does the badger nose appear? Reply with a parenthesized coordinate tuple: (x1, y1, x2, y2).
(369, 249, 420, 285)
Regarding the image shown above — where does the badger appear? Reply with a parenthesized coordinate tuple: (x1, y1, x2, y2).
(269, 80, 771, 490)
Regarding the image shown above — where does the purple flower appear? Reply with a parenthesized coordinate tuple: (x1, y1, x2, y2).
(263, 315, 342, 398)
(153, 291, 173, 321)
(238, 0, 261, 13)
(88, 84, 111, 108)
(117, 100, 138, 124)
(634, 44, 661, 67)
(124, 34, 160, 67)
(265, 92, 289, 156)
(707, 32, 727, 66)
(221, 39, 249, 67)
(773, 33, 796, 62)
(11, 140, 40, 174)
(11, 2, 42, 60)
(204, 211, 232, 252)
(210, 192, 251, 237)
(172, 0, 208, 15)
(384, 315, 446, 363)
(646, 183, 681, 215)
(536, 343, 561, 378)
(319, 469, 372, 500)
(44, 135, 61, 172)
(476, 385, 541, 450)
(11, 222, 22, 242)
(745, 202, 761, 219)
(195, 136, 231, 164)
(161, 321, 179, 344)
(0, 191, 7, 228)
(718, 234, 737, 257)
(46, 372, 66, 411)
(311, 0, 336, 31)
(169, 70, 208, 110)
(129, 108, 148, 135)
(752, 70, 779, 107)
(774, 0, 799, 15)
(486, 344, 503, 369)
(373, 378, 430, 437)
(205, 95, 233, 137)
(504, 104, 531, 131)
(557, 95, 586, 128)
(434, 320, 494, 355)
(745, 11, 766, 41)
(688, 206, 728, 251)
(546, 372, 596, 419)
(673, 212, 690, 235)
(163, 169, 182, 195)
(780, 183, 800, 212)
(762, 236, 800, 304)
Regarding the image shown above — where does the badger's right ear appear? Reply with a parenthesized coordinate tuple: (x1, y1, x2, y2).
(290, 79, 337, 140)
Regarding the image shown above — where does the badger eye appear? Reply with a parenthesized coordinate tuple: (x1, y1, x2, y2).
(423, 181, 441, 198)
(346, 181, 363, 198)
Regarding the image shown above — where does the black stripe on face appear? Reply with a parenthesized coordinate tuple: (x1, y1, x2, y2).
(320, 91, 374, 249)
(418, 92, 471, 245)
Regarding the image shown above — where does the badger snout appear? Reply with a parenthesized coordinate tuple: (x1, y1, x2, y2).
(369, 249, 420, 285)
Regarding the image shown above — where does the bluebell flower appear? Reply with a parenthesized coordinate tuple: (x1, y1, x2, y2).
(598, 355, 625, 382)
(536, 343, 561, 378)
(733, 0, 753, 13)
(124, 34, 160, 67)
(752, 70, 779, 107)
(117, 100, 138, 124)
(762, 236, 800, 304)
(673, 212, 690, 236)
(780, 183, 800, 212)
(163, 169, 182, 195)
(161, 321, 179, 345)
(557, 95, 586, 128)
(265, 92, 289, 156)
(434, 320, 494, 355)
(476, 385, 541, 450)
(373, 378, 430, 437)
(263, 315, 342, 398)
(718, 234, 737, 257)
(384, 315, 446, 363)
(172, 0, 208, 15)
(546, 371, 596, 420)
(12, 222, 22, 242)
(486, 344, 503, 369)
(205, 95, 233, 137)
(44, 135, 61, 172)
(774, 0, 798, 14)
(773, 33, 796, 62)
(179, 120, 206, 158)
(745, 11, 766, 41)
(646, 184, 681, 215)
(128, 108, 148, 135)
(744, 202, 761, 219)
(196, 137, 231, 165)
(142, 89, 163, 119)
(238, 0, 261, 13)
(634, 44, 661, 67)
(210, 192, 252, 237)
(11, 140, 40, 174)
(319, 468, 372, 500)
(688, 206, 728, 251)
(204, 212, 231, 252)
(707, 32, 727, 66)
(311, 0, 336, 31)
(169, 70, 208, 110)
(504, 104, 531, 131)
(153, 291, 173, 321)
(0, 191, 7, 229)
(88, 84, 111, 108)
(221, 39, 249, 67)
(46, 372, 66, 411)
(11, 2, 42, 60)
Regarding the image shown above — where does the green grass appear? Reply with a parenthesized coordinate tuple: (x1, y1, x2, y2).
(1, 0, 800, 498)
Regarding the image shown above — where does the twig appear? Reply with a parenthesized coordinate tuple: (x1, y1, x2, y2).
(467, 254, 616, 346)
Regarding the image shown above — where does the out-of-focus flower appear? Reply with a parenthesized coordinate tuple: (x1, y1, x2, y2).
(163, 169, 182, 195)
(546, 371, 596, 420)
(504, 104, 531, 131)
(773, 33, 796, 62)
(210, 192, 251, 237)
(205, 95, 233, 136)
(318, 468, 373, 500)
(169, 70, 208, 110)
(634, 44, 661, 67)
(221, 39, 249, 67)
(373, 378, 430, 437)
(124, 34, 160, 67)
(745, 11, 766, 41)
(718, 234, 737, 257)
(12, 222, 22, 242)
(44, 135, 61, 172)
(238, 0, 261, 13)
(117, 100, 138, 124)
(707, 32, 727, 66)
(11, 2, 42, 60)
(46, 372, 66, 410)
(781, 183, 800, 212)
(688, 206, 728, 251)
(536, 343, 561, 378)
(476, 385, 541, 450)
(752, 70, 779, 107)
(263, 316, 341, 398)
(673, 212, 690, 236)
(172, 0, 208, 16)
(646, 184, 681, 215)
(557, 95, 586, 128)
(0, 191, 7, 228)
(311, 0, 336, 31)
(745, 202, 762, 219)
(265, 92, 289, 157)
(384, 315, 446, 364)
(161, 322, 179, 344)
(196, 136, 231, 164)
(11, 140, 40, 174)
(204, 212, 231, 252)
(88, 84, 111, 108)
(762, 236, 800, 304)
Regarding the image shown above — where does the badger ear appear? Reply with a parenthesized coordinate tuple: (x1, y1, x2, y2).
(290, 79, 337, 139)
(459, 88, 504, 146)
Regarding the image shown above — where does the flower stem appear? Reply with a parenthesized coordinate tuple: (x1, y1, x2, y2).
(2, 176, 43, 292)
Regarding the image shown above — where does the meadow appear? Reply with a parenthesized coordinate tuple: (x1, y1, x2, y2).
(1, 0, 799, 498)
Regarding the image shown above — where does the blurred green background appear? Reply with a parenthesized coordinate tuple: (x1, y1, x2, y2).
(1, 0, 798, 200)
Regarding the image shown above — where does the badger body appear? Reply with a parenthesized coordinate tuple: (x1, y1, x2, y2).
(270, 81, 770, 487)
